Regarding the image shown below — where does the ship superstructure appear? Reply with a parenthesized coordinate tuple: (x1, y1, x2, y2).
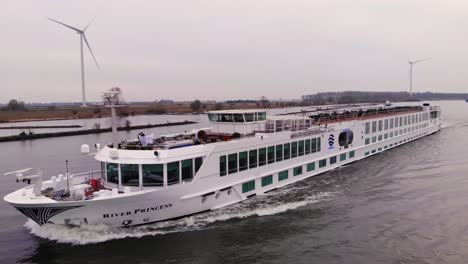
(4, 103, 442, 227)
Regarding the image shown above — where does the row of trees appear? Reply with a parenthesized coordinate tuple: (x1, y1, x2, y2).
(1, 99, 27, 112)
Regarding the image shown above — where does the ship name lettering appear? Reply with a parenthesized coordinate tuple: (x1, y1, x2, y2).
(102, 203, 173, 219)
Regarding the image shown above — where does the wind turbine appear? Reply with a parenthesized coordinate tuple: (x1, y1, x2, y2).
(48, 18, 100, 106)
(408, 57, 430, 97)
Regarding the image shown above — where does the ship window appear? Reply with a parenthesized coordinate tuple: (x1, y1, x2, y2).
(276, 145, 283, 162)
(142, 164, 164, 186)
(319, 159, 327, 168)
(242, 180, 255, 193)
(228, 153, 238, 174)
(384, 133, 388, 139)
(372, 121, 377, 133)
(257, 112, 267, 121)
(340, 153, 346, 161)
(244, 113, 254, 122)
(121, 164, 139, 186)
(349, 150, 355, 158)
(378, 120, 383, 131)
(365, 152, 369, 156)
(220, 156, 227, 176)
(305, 139, 311, 154)
(298, 141, 305, 156)
(220, 114, 233, 122)
(233, 114, 244, 123)
(249, 149, 258, 169)
(338, 130, 354, 147)
(182, 159, 193, 181)
(372, 136, 376, 143)
(278, 170, 288, 181)
(106, 163, 118, 184)
(284, 143, 291, 160)
(330, 156, 337, 164)
(390, 118, 394, 129)
(293, 166, 302, 176)
(262, 175, 273, 187)
(307, 162, 315, 172)
(317, 137, 321, 152)
(384, 119, 389, 130)
(100, 162, 106, 181)
(167, 161, 180, 185)
(311, 138, 317, 153)
(365, 138, 370, 145)
(378, 135, 382, 141)
(267, 146, 275, 164)
(390, 132, 394, 138)
(365, 122, 370, 134)
(258, 148, 267, 166)
(291, 142, 298, 158)
(208, 113, 219, 122)
(239, 151, 248, 171)
(195, 157, 203, 173)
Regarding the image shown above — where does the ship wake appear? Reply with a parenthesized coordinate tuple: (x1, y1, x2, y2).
(25, 190, 335, 245)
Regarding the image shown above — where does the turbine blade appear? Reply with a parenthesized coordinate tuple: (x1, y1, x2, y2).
(413, 57, 431, 64)
(83, 17, 96, 32)
(48, 18, 82, 33)
(83, 33, 100, 69)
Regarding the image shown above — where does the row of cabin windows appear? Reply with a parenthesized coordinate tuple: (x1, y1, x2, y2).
(241, 150, 356, 193)
(103, 157, 203, 187)
(219, 137, 322, 176)
(364, 131, 429, 156)
(364, 112, 429, 135)
(365, 124, 427, 145)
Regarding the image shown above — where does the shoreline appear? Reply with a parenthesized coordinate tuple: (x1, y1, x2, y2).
(0, 121, 196, 142)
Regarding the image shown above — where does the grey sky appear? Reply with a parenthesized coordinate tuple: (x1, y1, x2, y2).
(2, 0, 468, 103)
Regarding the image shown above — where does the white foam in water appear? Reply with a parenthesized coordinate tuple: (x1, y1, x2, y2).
(25, 191, 335, 245)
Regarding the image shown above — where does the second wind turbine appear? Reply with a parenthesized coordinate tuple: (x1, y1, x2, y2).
(408, 58, 430, 97)
(49, 18, 100, 107)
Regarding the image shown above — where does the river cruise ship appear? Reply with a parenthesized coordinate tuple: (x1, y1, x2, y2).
(4, 103, 442, 227)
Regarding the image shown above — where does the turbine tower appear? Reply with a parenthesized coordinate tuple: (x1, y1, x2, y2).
(408, 58, 430, 97)
(49, 18, 100, 106)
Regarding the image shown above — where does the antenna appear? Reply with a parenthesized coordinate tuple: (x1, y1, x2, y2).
(408, 57, 431, 97)
(48, 17, 100, 106)
(103, 87, 126, 148)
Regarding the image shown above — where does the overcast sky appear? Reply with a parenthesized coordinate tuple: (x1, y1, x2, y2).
(2, 0, 468, 103)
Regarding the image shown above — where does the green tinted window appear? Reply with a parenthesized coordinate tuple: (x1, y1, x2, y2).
(307, 162, 315, 172)
(340, 153, 346, 161)
(220, 155, 227, 176)
(262, 175, 273, 187)
(298, 141, 305, 156)
(276, 145, 283, 162)
(291, 142, 298, 158)
(305, 139, 311, 154)
(142, 164, 163, 186)
(278, 170, 289, 181)
(258, 148, 266, 166)
(311, 138, 317, 153)
(249, 149, 257, 169)
(284, 143, 291, 160)
(319, 159, 327, 168)
(330, 156, 337, 164)
(181, 159, 193, 181)
(242, 180, 255, 193)
(293, 166, 302, 176)
(195, 157, 203, 173)
(121, 164, 139, 186)
(228, 153, 238, 174)
(106, 163, 118, 184)
(167, 161, 180, 185)
(349, 150, 355, 158)
(267, 146, 275, 164)
(239, 151, 248, 171)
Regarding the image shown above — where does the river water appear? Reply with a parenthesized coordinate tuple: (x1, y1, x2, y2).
(0, 101, 467, 264)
